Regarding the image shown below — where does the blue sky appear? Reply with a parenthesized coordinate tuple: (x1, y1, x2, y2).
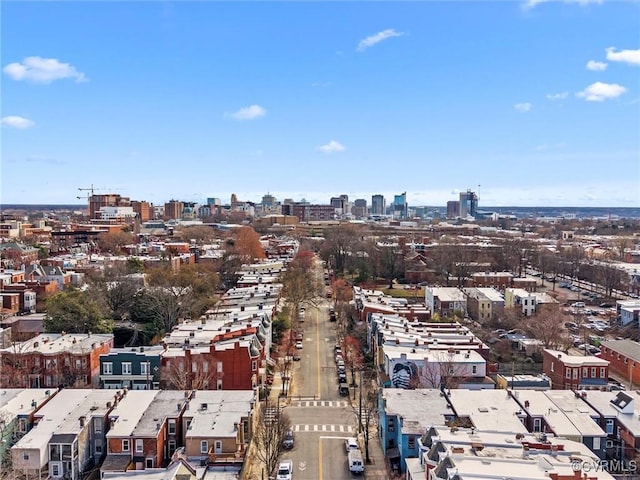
(2, 1, 639, 207)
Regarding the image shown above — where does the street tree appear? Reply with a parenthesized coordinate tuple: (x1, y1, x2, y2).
(161, 358, 221, 390)
(319, 224, 359, 275)
(253, 398, 292, 478)
(359, 388, 378, 464)
(96, 231, 134, 254)
(281, 250, 322, 332)
(413, 350, 470, 389)
(370, 238, 405, 288)
(44, 289, 113, 334)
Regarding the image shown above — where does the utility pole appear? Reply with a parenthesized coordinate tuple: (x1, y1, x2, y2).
(358, 369, 363, 434)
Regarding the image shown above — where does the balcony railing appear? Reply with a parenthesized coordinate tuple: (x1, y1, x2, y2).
(207, 444, 246, 464)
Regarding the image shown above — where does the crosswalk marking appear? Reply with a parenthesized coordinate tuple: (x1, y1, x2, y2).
(293, 400, 349, 408)
(293, 424, 355, 433)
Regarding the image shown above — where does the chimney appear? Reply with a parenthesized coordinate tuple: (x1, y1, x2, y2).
(525, 400, 530, 408)
(79, 416, 85, 427)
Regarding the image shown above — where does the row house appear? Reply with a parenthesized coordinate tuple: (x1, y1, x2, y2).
(413, 427, 614, 480)
(471, 271, 513, 289)
(0, 292, 20, 315)
(0, 312, 46, 342)
(509, 389, 606, 458)
(599, 339, 640, 387)
(0, 242, 40, 267)
(10, 388, 122, 479)
(542, 349, 609, 391)
(616, 300, 640, 327)
(505, 287, 537, 316)
(100, 346, 164, 390)
(25, 264, 73, 290)
(581, 390, 640, 462)
(182, 390, 254, 466)
(0, 332, 114, 388)
(0, 389, 57, 467)
(425, 287, 467, 318)
(162, 335, 262, 391)
(354, 287, 431, 324)
(464, 287, 504, 322)
(1, 283, 37, 313)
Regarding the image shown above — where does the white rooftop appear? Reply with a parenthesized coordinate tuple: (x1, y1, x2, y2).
(446, 389, 527, 434)
(106, 390, 160, 437)
(184, 390, 254, 439)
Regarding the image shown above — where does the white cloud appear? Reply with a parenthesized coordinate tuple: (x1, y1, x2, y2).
(522, 0, 602, 9)
(311, 81, 332, 88)
(514, 102, 532, 112)
(357, 29, 404, 52)
(606, 47, 640, 66)
(546, 92, 568, 101)
(227, 105, 266, 121)
(317, 140, 346, 153)
(576, 82, 627, 102)
(586, 60, 607, 71)
(3, 56, 87, 84)
(1, 115, 34, 129)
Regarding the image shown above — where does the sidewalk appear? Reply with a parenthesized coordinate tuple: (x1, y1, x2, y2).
(348, 397, 393, 480)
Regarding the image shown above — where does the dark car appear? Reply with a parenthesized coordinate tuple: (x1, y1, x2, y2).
(338, 382, 350, 396)
(338, 372, 347, 383)
(282, 430, 295, 450)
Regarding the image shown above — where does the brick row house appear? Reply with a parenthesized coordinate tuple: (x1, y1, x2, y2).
(0, 332, 113, 388)
(542, 349, 609, 391)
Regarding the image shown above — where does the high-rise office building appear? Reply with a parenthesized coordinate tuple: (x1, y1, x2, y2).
(393, 192, 408, 219)
(164, 200, 183, 220)
(459, 190, 478, 218)
(446, 201, 460, 218)
(353, 199, 367, 218)
(88, 194, 131, 219)
(371, 194, 386, 215)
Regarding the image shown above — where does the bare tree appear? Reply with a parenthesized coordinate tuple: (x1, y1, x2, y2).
(523, 306, 568, 349)
(0, 410, 16, 476)
(252, 398, 292, 478)
(413, 350, 470, 389)
(359, 387, 378, 464)
(162, 358, 221, 390)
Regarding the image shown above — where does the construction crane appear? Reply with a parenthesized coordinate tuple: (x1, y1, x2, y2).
(77, 184, 104, 200)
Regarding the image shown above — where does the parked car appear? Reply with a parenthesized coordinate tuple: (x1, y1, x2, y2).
(295, 341, 304, 350)
(283, 430, 295, 450)
(344, 437, 359, 453)
(338, 372, 347, 383)
(338, 382, 349, 396)
(293, 354, 301, 361)
(348, 449, 365, 474)
(276, 460, 293, 480)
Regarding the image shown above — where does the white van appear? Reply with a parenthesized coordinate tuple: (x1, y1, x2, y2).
(571, 302, 586, 308)
(348, 448, 364, 474)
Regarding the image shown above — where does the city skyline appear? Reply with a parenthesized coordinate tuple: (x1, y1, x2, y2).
(2, 1, 639, 207)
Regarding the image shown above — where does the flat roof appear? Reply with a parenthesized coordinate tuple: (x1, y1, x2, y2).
(600, 339, 640, 363)
(184, 390, 254, 439)
(382, 389, 449, 434)
(133, 391, 188, 437)
(0, 388, 54, 418)
(57, 390, 119, 433)
(107, 390, 161, 437)
(12, 389, 93, 459)
(446, 389, 527, 434)
(544, 349, 609, 367)
(581, 390, 640, 435)
(0, 333, 112, 354)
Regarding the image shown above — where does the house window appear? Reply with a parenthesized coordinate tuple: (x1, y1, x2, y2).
(550, 362, 554, 372)
(122, 439, 130, 452)
(583, 367, 588, 377)
(606, 440, 613, 448)
(18, 418, 27, 432)
(51, 464, 60, 477)
(533, 418, 541, 432)
(168, 440, 176, 454)
(45, 375, 52, 387)
(122, 363, 132, 375)
(388, 417, 395, 432)
(168, 419, 176, 435)
(600, 367, 606, 378)
(217, 379, 223, 390)
(573, 368, 578, 379)
(192, 362, 198, 373)
(252, 361, 257, 371)
(215, 441, 222, 452)
(217, 362, 223, 373)
(472, 365, 477, 374)
(201, 440, 208, 454)
(202, 362, 208, 373)
(135, 439, 143, 453)
(408, 436, 416, 449)
(95, 439, 103, 454)
(76, 359, 81, 369)
(140, 362, 149, 375)
(103, 363, 113, 375)
(593, 437, 601, 450)
(145, 459, 153, 469)
(606, 419, 614, 434)
(94, 418, 102, 433)
(23, 452, 29, 460)
(565, 369, 571, 379)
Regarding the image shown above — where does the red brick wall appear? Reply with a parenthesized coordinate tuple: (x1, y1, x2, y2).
(600, 345, 640, 386)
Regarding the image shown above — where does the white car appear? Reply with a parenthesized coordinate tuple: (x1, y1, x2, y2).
(276, 459, 293, 480)
(344, 437, 359, 453)
(295, 341, 303, 349)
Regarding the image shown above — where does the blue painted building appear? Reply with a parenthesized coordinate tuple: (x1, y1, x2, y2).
(99, 346, 163, 390)
(378, 388, 450, 473)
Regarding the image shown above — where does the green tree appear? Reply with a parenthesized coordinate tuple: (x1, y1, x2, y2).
(44, 289, 113, 333)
